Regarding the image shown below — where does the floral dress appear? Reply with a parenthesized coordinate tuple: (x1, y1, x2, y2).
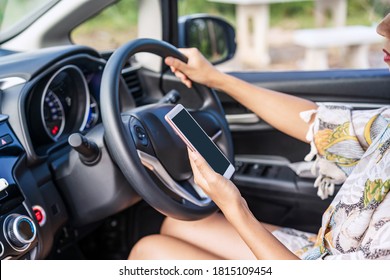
(273, 105, 390, 260)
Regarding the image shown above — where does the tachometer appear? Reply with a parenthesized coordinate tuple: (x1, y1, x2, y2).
(42, 90, 65, 140)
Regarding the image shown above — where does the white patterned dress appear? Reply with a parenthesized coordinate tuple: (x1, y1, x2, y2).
(272, 105, 390, 260)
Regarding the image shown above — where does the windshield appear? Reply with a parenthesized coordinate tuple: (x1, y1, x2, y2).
(0, 0, 59, 43)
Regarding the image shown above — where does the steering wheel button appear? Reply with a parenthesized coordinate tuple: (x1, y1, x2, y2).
(135, 126, 148, 146)
(135, 126, 145, 138)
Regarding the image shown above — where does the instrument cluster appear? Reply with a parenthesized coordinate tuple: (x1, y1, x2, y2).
(27, 63, 101, 155)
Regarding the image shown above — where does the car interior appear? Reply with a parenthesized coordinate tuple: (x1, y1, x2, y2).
(0, 0, 389, 260)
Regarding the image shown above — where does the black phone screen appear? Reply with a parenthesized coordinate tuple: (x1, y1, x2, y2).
(171, 109, 230, 175)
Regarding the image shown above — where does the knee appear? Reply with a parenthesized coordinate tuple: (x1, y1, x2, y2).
(160, 216, 192, 236)
(160, 217, 177, 235)
(161, 213, 220, 236)
(128, 235, 162, 260)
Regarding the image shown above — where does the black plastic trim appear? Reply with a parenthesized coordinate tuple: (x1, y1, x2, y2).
(161, 0, 179, 46)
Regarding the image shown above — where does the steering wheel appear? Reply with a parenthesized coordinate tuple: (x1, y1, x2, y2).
(100, 38, 234, 220)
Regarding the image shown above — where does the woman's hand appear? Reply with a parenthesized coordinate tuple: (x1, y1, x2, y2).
(165, 48, 223, 89)
(187, 148, 245, 215)
(188, 148, 299, 260)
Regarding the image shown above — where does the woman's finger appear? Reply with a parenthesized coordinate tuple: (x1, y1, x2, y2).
(188, 148, 209, 188)
(165, 56, 188, 73)
(183, 79, 192, 88)
(173, 71, 186, 80)
(188, 148, 219, 185)
(168, 64, 192, 88)
(173, 71, 191, 86)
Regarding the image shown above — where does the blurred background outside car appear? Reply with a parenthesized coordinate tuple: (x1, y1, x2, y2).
(1, 0, 388, 71)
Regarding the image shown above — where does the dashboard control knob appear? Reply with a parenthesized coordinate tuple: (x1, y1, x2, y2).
(6, 215, 36, 248)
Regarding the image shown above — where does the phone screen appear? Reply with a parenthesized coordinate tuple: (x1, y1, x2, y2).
(171, 109, 231, 176)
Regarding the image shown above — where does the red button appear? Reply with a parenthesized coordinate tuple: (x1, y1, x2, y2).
(32, 206, 46, 225)
(34, 210, 43, 223)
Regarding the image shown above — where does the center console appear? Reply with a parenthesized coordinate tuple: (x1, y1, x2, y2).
(0, 114, 68, 260)
(0, 115, 39, 259)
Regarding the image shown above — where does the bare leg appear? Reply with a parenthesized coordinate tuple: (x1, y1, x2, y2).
(160, 212, 280, 260)
(128, 234, 222, 260)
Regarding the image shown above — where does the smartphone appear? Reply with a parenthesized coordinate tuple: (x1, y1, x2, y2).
(165, 104, 235, 179)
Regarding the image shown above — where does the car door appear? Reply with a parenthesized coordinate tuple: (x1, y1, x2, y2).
(219, 69, 390, 233)
(177, 0, 389, 233)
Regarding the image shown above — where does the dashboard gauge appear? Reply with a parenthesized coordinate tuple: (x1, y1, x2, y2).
(84, 95, 99, 131)
(43, 90, 65, 140)
(41, 65, 90, 141)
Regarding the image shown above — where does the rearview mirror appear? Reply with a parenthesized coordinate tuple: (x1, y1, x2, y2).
(178, 14, 236, 65)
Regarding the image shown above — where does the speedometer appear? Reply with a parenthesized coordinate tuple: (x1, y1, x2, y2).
(43, 90, 65, 140)
(40, 65, 90, 142)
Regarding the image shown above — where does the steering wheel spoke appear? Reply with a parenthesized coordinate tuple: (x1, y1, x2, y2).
(137, 150, 212, 207)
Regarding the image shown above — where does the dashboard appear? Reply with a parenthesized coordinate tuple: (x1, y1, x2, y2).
(0, 45, 144, 260)
(0, 43, 205, 260)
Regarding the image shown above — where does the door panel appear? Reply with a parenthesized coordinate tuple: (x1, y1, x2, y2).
(219, 68, 390, 160)
(217, 68, 390, 232)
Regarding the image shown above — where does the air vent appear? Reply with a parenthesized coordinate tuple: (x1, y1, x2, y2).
(122, 68, 143, 100)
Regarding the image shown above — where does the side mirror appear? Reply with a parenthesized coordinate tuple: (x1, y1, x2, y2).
(178, 14, 236, 65)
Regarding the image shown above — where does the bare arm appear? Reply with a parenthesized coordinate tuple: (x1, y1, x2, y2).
(165, 48, 317, 142)
(212, 73, 317, 142)
(188, 148, 299, 260)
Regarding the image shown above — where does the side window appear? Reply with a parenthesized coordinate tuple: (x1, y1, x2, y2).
(179, 0, 386, 71)
(71, 0, 138, 51)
